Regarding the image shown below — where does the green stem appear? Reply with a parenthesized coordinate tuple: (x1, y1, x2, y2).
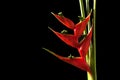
(92, 0, 97, 80)
(85, 0, 91, 31)
(85, 0, 91, 64)
(79, 0, 85, 18)
(79, 0, 87, 35)
(79, 0, 97, 80)
(87, 0, 97, 80)
(88, 0, 97, 80)
(85, 0, 93, 80)
(85, 0, 89, 16)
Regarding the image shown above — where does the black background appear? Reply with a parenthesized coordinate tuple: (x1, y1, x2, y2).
(31, 0, 117, 80)
(27, 0, 118, 80)
(4, 0, 119, 80)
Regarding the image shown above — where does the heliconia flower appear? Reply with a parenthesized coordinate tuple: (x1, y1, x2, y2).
(42, 48, 91, 73)
(51, 11, 92, 38)
(78, 27, 93, 58)
(45, 10, 93, 75)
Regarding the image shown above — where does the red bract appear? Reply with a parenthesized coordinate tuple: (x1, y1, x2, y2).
(42, 48, 91, 73)
(48, 27, 79, 48)
(74, 12, 91, 37)
(51, 12, 75, 30)
(78, 27, 93, 58)
(51, 11, 91, 38)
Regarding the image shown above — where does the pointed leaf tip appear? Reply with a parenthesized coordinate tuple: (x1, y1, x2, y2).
(51, 12, 54, 15)
(48, 26, 53, 31)
(42, 47, 58, 57)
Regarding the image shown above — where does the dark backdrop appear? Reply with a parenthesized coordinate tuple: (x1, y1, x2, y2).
(12, 0, 119, 80)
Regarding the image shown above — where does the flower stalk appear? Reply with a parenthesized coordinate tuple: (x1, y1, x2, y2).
(79, 0, 87, 35)
(79, 0, 97, 80)
(92, 0, 97, 80)
(85, 0, 93, 80)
